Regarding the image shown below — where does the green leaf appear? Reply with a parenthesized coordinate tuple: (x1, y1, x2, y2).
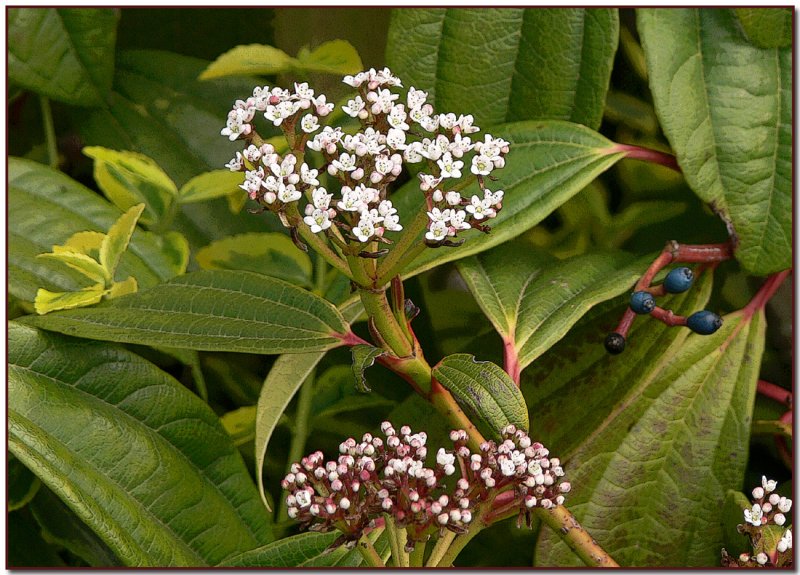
(295, 40, 363, 75)
(196, 232, 313, 287)
(8, 8, 117, 106)
(458, 242, 650, 368)
(220, 531, 339, 566)
(433, 354, 528, 438)
(734, 8, 792, 48)
(638, 8, 791, 275)
(156, 231, 190, 277)
(107, 276, 138, 299)
(350, 344, 385, 393)
(721, 490, 753, 558)
(99, 203, 145, 279)
(37, 251, 108, 285)
(23, 270, 350, 354)
(255, 298, 364, 510)
(533, 276, 766, 566)
(31, 487, 122, 567)
(83, 147, 177, 228)
(8, 456, 40, 511)
(393, 121, 625, 279)
(9, 157, 181, 303)
(221, 406, 257, 447)
(34, 285, 105, 315)
(386, 8, 618, 128)
(198, 43, 296, 80)
(62, 231, 105, 256)
(8, 322, 271, 566)
(178, 169, 245, 203)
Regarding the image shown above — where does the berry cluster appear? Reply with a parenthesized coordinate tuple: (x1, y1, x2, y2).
(220, 68, 509, 252)
(282, 422, 569, 549)
(721, 476, 793, 568)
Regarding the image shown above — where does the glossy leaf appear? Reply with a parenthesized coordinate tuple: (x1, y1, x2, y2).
(198, 43, 296, 80)
(457, 242, 650, 368)
(386, 8, 618, 128)
(734, 8, 792, 48)
(295, 40, 363, 75)
(8, 323, 271, 566)
(34, 285, 105, 315)
(84, 147, 177, 228)
(638, 8, 791, 275)
(433, 354, 528, 438)
(533, 276, 766, 566)
(255, 298, 363, 510)
(8, 8, 117, 106)
(393, 121, 625, 279)
(8, 157, 181, 303)
(99, 203, 146, 279)
(351, 344, 385, 393)
(178, 170, 244, 204)
(23, 270, 350, 354)
(196, 232, 313, 287)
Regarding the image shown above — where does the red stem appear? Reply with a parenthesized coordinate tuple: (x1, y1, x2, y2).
(757, 380, 792, 408)
(503, 339, 521, 386)
(611, 143, 682, 173)
(743, 270, 791, 319)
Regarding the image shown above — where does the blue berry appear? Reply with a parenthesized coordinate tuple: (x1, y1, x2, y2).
(630, 291, 656, 314)
(663, 267, 694, 294)
(686, 310, 723, 335)
(604, 332, 626, 355)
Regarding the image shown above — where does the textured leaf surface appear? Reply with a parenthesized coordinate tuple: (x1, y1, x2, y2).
(23, 270, 349, 354)
(255, 299, 363, 510)
(531, 275, 765, 566)
(386, 8, 618, 128)
(8, 8, 117, 105)
(433, 354, 528, 438)
(638, 8, 791, 275)
(199, 44, 295, 79)
(351, 344, 385, 393)
(393, 121, 625, 279)
(8, 323, 271, 566)
(9, 158, 181, 302)
(734, 8, 792, 48)
(178, 169, 244, 204)
(196, 232, 313, 287)
(295, 40, 363, 75)
(34, 285, 105, 315)
(457, 242, 650, 368)
(99, 204, 145, 279)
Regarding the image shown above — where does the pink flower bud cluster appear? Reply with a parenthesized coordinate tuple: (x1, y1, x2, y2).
(282, 421, 568, 549)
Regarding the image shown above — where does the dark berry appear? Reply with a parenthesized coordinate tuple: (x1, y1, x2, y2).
(663, 267, 694, 294)
(686, 310, 723, 335)
(604, 332, 626, 355)
(630, 291, 656, 314)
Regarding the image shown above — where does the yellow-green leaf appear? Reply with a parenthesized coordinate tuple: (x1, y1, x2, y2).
(198, 44, 296, 80)
(178, 170, 244, 204)
(37, 251, 108, 285)
(157, 231, 190, 277)
(83, 147, 178, 228)
(62, 231, 105, 257)
(295, 40, 363, 75)
(108, 276, 138, 299)
(35, 285, 105, 315)
(99, 204, 145, 279)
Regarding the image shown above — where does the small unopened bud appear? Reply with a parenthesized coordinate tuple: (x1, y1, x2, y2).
(756, 553, 768, 565)
(339, 497, 351, 511)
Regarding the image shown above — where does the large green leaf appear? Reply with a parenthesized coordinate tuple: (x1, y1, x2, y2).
(8, 8, 117, 106)
(734, 8, 792, 49)
(530, 275, 765, 566)
(457, 241, 651, 369)
(433, 354, 528, 438)
(386, 8, 618, 129)
(638, 8, 791, 275)
(392, 121, 626, 279)
(8, 157, 182, 303)
(255, 298, 364, 510)
(22, 270, 350, 354)
(8, 323, 271, 566)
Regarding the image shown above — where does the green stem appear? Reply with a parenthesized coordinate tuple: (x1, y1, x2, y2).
(432, 526, 483, 567)
(384, 515, 409, 567)
(358, 288, 413, 358)
(376, 207, 429, 285)
(278, 368, 316, 520)
(39, 96, 58, 169)
(295, 223, 354, 281)
(425, 530, 457, 567)
(356, 532, 386, 567)
(536, 506, 619, 567)
(377, 241, 428, 286)
(408, 538, 427, 567)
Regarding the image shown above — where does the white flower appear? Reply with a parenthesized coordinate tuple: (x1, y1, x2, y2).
(418, 173, 443, 192)
(387, 104, 409, 130)
(455, 114, 480, 134)
(426, 220, 448, 242)
(342, 96, 367, 119)
(368, 88, 399, 115)
(437, 152, 463, 179)
(300, 114, 320, 133)
(270, 154, 297, 179)
(427, 207, 450, 224)
(438, 113, 457, 130)
(775, 513, 786, 526)
(304, 208, 332, 233)
(445, 191, 462, 206)
(386, 127, 407, 150)
(242, 144, 262, 163)
(756, 553, 768, 565)
(744, 503, 764, 526)
(278, 184, 301, 203)
(354, 215, 375, 243)
(448, 133, 473, 157)
(293, 81, 315, 101)
(265, 100, 298, 126)
(300, 163, 319, 186)
(374, 154, 394, 175)
(225, 151, 244, 171)
(763, 476, 778, 493)
(778, 529, 792, 553)
(471, 154, 494, 176)
(220, 109, 252, 140)
(383, 212, 403, 232)
(337, 186, 364, 212)
(312, 187, 332, 210)
(313, 94, 334, 116)
(307, 126, 343, 153)
(778, 496, 792, 513)
(465, 195, 496, 220)
(356, 184, 380, 205)
(343, 71, 368, 88)
(484, 189, 504, 207)
(436, 448, 455, 467)
(450, 210, 471, 230)
(332, 152, 357, 173)
(403, 141, 424, 163)
(407, 87, 428, 109)
(752, 487, 765, 500)
(295, 489, 312, 508)
(499, 458, 516, 477)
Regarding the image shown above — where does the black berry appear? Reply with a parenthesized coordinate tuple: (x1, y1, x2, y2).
(630, 291, 656, 314)
(686, 310, 723, 335)
(663, 267, 694, 294)
(604, 332, 626, 355)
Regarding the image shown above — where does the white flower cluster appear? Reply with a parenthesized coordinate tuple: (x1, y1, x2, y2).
(744, 475, 792, 528)
(282, 421, 568, 548)
(221, 67, 510, 249)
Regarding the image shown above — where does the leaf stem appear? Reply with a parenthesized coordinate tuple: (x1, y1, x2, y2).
(357, 287, 413, 359)
(408, 537, 427, 567)
(612, 143, 680, 172)
(425, 530, 457, 567)
(757, 379, 792, 407)
(356, 532, 386, 567)
(39, 96, 58, 169)
(383, 514, 408, 567)
(536, 505, 619, 567)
